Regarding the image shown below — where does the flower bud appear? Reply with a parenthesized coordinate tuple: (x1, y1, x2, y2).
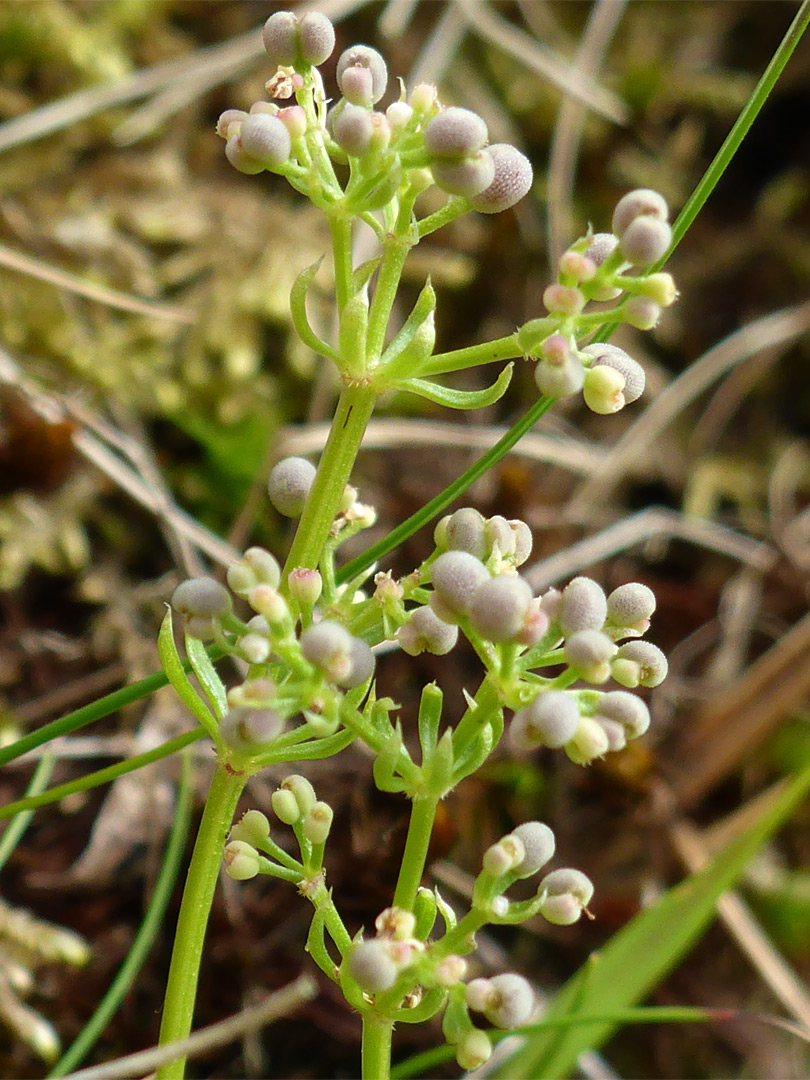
(455, 1029, 492, 1070)
(468, 574, 533, 643)
(611, 640, 668, 688)
(509, 691, 581, 751)
(424, 107, 488, 161)
(409, 82, 438, 114)
(539, 868, 594, 925)
(638, 271, 678, 306)
(223, 840, 261, 880)
(336, 45, 388, 105)
(469, 144, 533, 213)
(584, 231, 619, 266)
(619, 216, 672, 266)
(440, 507, 487, 560)
(515, 598, 550, 647)
(278, 104, 307, 139)
(583, 364, 627, 414)
(543, 283, 586, 316)
(559, 577, 607, 635)
(539, 587, 562, 620)
(271, 788, 301, 824)
(510, 822, 556, 876)
(580, 343, 645, 403)
(225, 133, 265, 174)
(596, 690, 650, 738)
(564, 630, 617, 683)
(288, 567, 323, 607)
(339, 636, 376, 688)
(465, 977, 494, 1013)
(483, 835, 525, 876)
(348, 939, 398, 993)
(268, 456, 316, 517)
(239, 113, 291, 168)
(261, 11, 299, 66)
(297, 12, 336, 65)
(429, 551, 490, 623)
(598, 718, 627, 752)
(485, 515, 516, 559)
(509, 519, 533, 565)
(228, 677, 276, 708)
(623, 296, 661, 330)
(280, 774, 317, 816)
(237, 633, 271, 665)
(300, 621, 354, 684)
(386, 100, 413, 133)
(606, 582, 656, 630)
(435, 954, 467, 986)
(565, 716, 611, 764)
(559, 250, 597, 283)
(303, 801, 333, 844)
(221, 706, 283, 750)
(535, 353, 585, 398)
(398, 606, 458, 656)
(247, 584, 289, 624)
(171, 578, 232, 631)
(333, 103, 375, 155)
(431, 152, 495, 197)
(376, 906, 416, 941)
(483, 973, 534, 1029)
(227, 546, 281, 596)
(230, 809, 271, 847)
(216, 109, 247, 139)
(612, 188, 669, 237)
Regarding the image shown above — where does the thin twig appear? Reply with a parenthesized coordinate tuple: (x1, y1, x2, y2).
(456, 0, 629, 125)
(571, 300, 810, 510)
(0, 244, 193, 323)
(546, 0, 626, 269)
(524, 506, 777, 590)
(58, 974, 318, 1080)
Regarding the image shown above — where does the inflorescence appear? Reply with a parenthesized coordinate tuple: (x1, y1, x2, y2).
(162, 9, 680, 1073)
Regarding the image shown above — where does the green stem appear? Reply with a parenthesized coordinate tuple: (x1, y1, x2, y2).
(156, 762, 247, 1080)
(393, 795, 440, 912)
(361, 1014, 394, 1080)
(330, 215, 353, 313)
(366, 238, 412, 364)
(282, 381, 378, 580)
(420, 333, 522, 377)
(337, 395, 556, 586)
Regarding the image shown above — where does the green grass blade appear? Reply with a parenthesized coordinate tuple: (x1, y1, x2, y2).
(0, 729, 204, 821)
(0, 754, 55, 872)
(0, 671, 169, 769)
(47, 752, 194, 1078)
(336, 396, 555, 584)
(493, 762, 810, 1079)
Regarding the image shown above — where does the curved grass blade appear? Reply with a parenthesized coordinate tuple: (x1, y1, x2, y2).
(0, 754, 55, 872)
(47, 752, 194, 1077)
(336, 395, 555, 584)
(493, 760, 810, 1079)
(0, 729, 205, 821)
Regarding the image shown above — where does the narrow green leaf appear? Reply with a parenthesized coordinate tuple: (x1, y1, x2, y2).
(184, 634, 228, 720)
(380, 278, 436, 374)
(335, 395, 555, 587)
(396, 363, 513, 410)
(495, 761, 810, 1079)
(290, 257, 339, 359)
(157, 609, 219, 742)
(0, 729, 205, 821)
(0, 755, 54, 872)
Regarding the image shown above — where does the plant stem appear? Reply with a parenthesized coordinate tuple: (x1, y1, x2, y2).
(361, 1013, 394, 1080)
(366, 237, 411, 363)
(393, 795, 440, 912)
(156, 762, 246, 1080)
(282, 381, 378, 580)
(330, 215, 353, 313)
